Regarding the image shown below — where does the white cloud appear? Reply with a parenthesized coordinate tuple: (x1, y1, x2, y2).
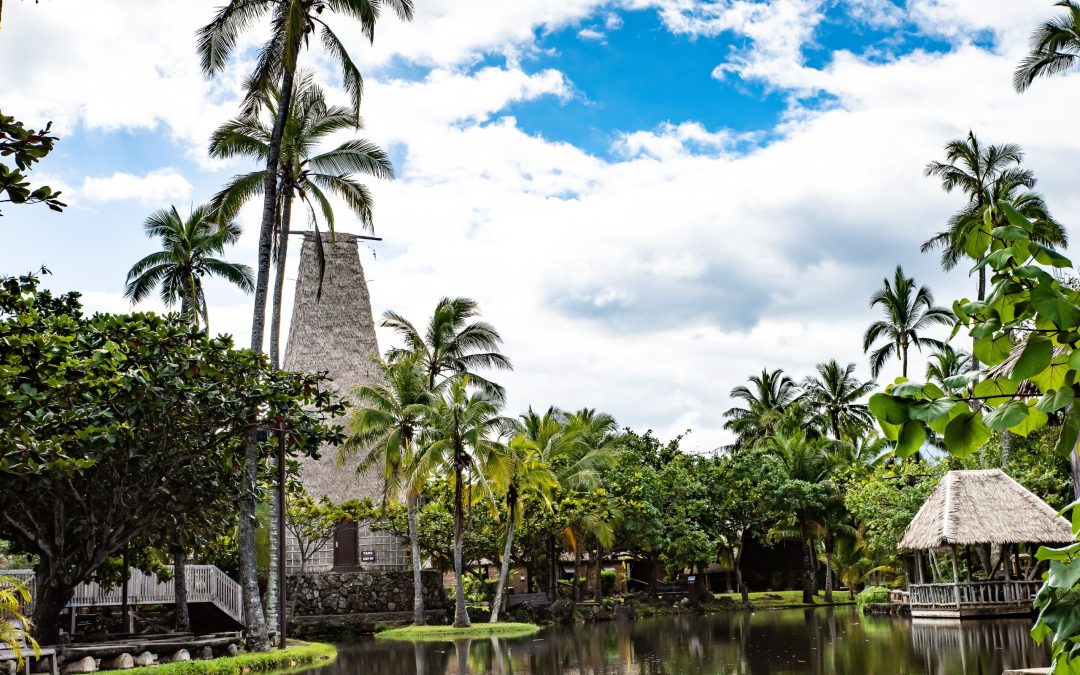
(578, 28, 607, 41)
(81, 169, 193, 204)
(613, 121, 742, 159)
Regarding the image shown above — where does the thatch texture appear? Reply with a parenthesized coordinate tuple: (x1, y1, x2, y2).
(899, 469, 1073, 550)
(283, 232, 407, 571)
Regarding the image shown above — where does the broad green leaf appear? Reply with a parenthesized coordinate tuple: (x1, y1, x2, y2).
(1014, 335, 1055, 381)
(973, 377, 1018, 409)
(1033, 243, 1072, 269)
(878, 418, 901, 442)
(942, 372, 979, 390)
(944, 411, 991, 457)
(908, 398, 957, 423)
(890, 380, 926, 397)
(1036, 542, 1080, 563)
(984, 401, 1028, 430)
(1014, 265, 1055, 283)
(868, 393, 909, 425)
(970, 318, 1002, 339)
(991, 224, 1029, 241)
(1032, 284, 1080, 328)
(974, 334, 1013, 366)
(1037, 388, 1075, 414)
(1048, 559, 1080, 590)
(1031, 357, 1071, 393)
(922, 382, 945, 399)
(1055, 404, 1080, 458)
(1001, 200, 1035, 232)
(1067, 348, 1080, 371)
(929, 401, 969, 435)
(964, 221, 992, 260)
(1009, 404, 1047, 438)
(894, 421, 926, 459)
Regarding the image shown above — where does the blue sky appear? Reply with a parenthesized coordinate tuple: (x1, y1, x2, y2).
(2, 0, 1079, 450)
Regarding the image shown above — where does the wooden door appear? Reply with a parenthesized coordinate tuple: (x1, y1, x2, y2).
(332, 520, 359, 571)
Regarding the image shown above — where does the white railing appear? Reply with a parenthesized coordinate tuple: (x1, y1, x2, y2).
(908, 581, 1041, 609)
(0, 566, 242, 623)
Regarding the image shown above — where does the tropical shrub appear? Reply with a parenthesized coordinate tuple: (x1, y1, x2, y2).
(855, 586, 890, 607)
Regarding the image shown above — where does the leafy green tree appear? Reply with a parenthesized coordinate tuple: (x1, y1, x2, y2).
(801, 360, 875, 440)
(208, 73, 394, 367)
(383, 297, 513, 398)
(862, 265, 953, 378)
(0, 110, 65, 215)
(1014, 1, 1080, 92)
(487, 434, 556, 622)
(124, 205, 253, 330)
(0, 274, 343, 643)
(723, 368, 800, 450)
(423, 376, 508, 627)
(343, 353, 433, 625)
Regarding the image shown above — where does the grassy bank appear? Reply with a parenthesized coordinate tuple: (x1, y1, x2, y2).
(712, 590, 856, 609)
(122, 641, 336, 675)
(375, 623, 540, 642)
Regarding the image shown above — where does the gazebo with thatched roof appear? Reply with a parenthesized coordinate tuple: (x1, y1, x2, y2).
(899, 469, 1073, 618)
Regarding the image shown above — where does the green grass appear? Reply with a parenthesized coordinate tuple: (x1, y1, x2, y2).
(713, 590, 856, 609)
(375, 623, 540, 642)
(122, 641, 336, 675)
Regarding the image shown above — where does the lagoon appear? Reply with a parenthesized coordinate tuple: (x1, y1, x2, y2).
(302, 606, 1050, 674)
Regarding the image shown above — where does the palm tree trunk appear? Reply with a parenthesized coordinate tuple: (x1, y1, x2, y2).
(831, 413, 840, 442)
(735, 542, 748, 603)
(823, 541, 834, 604)
(901, 343, 909, 379)
(573, 544, 582, 603)
(268, 188, 293, 370)
(408, 494, 426, 626)
(801, 527, 814, 605)
(490, 511, 515, 623)
(1002, 430, 1014, 468)
(547, 535, 557, 601)
(173, 529, 190, 632)
(594, 544, 603, 604)
(239, 427, 271, 649)
(452, 462, 470, 628)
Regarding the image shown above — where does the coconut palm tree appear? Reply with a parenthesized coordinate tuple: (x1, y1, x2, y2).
(723, 368, 801, 450)
(487, 433, 557, 622)
(801, 360, 875, 440)
(1014, 1, 1080, 92)
(343, 353, 433, 626)
(925, 344, 975, 393)
(208, 73, 394, 368)
(423, 376, 510, 627)
(197, 0, 412, 354)
(382, 297, 513, 398)
(124, 205, 253, 329)
(862, 266, 953, 379)
(923, 133, 1065, 306)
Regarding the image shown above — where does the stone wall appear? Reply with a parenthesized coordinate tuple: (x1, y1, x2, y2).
(288, 570, 445, 616)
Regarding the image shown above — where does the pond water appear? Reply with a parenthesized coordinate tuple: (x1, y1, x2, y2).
(304, 606, 1050, 675)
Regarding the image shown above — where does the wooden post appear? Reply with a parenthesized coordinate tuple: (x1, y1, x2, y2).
(951, 545, 961, 610)
(1002, 543, 1010, 581)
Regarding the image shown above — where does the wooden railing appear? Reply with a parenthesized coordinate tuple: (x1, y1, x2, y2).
(0, 566, 242, 623)
(907, 581, 1041, 609)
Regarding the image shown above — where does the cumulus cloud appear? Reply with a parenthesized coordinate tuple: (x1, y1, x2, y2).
(578, 28, 607, 41)
(80, 169, 193, 204)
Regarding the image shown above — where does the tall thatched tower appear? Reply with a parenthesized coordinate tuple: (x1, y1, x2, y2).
(283, 232, 406, 572)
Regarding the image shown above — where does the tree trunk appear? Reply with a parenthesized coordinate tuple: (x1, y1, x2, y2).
(408, 495, 426, 626)
(901, 343, 908, 379)
(649, 556, 658, 597)
(735, 546, 748, 604)
(1070, 441, 1080, 501)
(452, 463, 470, 628)
(546, 535, 557, 601)
(490, 514, 515, 623)
(801, 529, 814, 605)
(831, 413, 840, 442)
(173, 534, 191, 632)
(594, 544, 603, 604)
(823, 541, 834, 604)
(239, 430, 271, 650)
(268, 189, 293, 370)
(1001, 430, 1014, 468)
(31, 573, 73, 645)
(572, 544, 582, 603)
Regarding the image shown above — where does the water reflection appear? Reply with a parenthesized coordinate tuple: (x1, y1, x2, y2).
(310, 606, 1050, 675)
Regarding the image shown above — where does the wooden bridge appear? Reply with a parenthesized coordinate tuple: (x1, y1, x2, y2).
(906, 580, 1041, 619)
(2, 565, 243, 632)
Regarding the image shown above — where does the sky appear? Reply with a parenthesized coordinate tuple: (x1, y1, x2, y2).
(2, 0, 1079, 452)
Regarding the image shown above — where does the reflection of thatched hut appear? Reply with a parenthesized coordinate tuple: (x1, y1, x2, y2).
(899, 469, 1072, 618)
(283, 232, 406, 572)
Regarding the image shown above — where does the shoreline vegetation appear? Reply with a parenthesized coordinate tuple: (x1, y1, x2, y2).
(124, 641, 336, 675)
(375, 623, 541, 641)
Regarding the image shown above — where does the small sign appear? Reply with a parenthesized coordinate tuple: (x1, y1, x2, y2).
(687, 575, 696, 582)
(361, 551, 376, 563)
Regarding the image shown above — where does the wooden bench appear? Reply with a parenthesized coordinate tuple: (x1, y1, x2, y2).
(0, 638, 58, 675)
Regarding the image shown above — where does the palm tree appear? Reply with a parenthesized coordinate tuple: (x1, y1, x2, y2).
(197, 0, 412, 355)
(198, 5, 411, 648)
(424, 376, 509, 627)
(343, 353, 432, 626)
(923, 133, 1065, 305)
(1014, 1, 1080, 92)
(829, 432, 890, 473)
(862, 266, 953, 378)
(723, 368, 800, 450)
(926, 344, 975, 393)
(765, 429, 834, 604)
(487, 433, 557, 622)
(124, 205, 253, 329)
(209, 73, 394, 368)
(801, 361, 875, 440)
(382, 297, 513, 397)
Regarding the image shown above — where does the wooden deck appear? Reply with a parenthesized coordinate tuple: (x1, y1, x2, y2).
(906, 580, 1040, 619)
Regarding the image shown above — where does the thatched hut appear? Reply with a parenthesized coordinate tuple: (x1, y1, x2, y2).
(899, 469, 1072, 618)
(282, 232, 407, 573)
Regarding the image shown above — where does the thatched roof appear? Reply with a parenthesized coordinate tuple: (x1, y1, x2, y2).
(899, 469, 1073, 550)
(283, 232, 385, 505)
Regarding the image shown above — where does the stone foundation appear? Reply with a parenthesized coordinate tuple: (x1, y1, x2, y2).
(288, 570, 445, 616)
